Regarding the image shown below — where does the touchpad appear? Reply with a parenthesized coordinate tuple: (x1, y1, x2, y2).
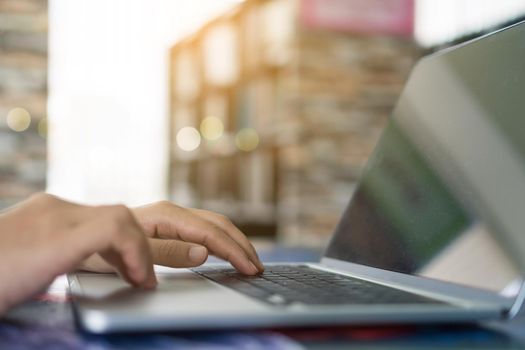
(71, 271, 217, 300)
(70, 270, 263, 316)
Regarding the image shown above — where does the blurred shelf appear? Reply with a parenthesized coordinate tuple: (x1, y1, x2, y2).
(168, 0, 420, 244)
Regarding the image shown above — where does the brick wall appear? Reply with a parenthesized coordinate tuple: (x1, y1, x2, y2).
(0, 0, 47, 209)
(277, 28, 420, 246)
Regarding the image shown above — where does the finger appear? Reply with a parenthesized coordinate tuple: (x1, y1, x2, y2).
(178, 219, 259, 275)
(77, 253, 115, 273)
(149, 239, 208, 268)
(134, 204, 260, 275)
(102, 206, 157, 288)
(188, 208, 264, 271)
(98, 249, 136, 286)
(63, 205, 157, 288)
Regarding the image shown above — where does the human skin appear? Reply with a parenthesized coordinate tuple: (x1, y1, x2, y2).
(0, 193, 264, 315)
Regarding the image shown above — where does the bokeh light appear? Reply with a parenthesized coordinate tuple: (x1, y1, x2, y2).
(235, 128, 259, 152)
(6, 107, 31, 132)
(38, 117, 48, 139)
(200, 116, 224, 141)
(176, 126, 201, 151)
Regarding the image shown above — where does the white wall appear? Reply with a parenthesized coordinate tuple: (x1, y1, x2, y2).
(48, 0, 238, 205)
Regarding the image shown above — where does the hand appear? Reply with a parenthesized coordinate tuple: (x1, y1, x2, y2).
(0, 193, 156, 315)
(80, 201, 264, 275)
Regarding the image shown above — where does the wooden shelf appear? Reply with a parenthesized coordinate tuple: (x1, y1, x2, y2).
(168, 0, 419, 243)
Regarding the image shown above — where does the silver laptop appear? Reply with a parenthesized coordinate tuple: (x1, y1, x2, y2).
(69, 21, 525, 333)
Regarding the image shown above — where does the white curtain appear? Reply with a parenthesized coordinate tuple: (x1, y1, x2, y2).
(47, 0, 238, 206)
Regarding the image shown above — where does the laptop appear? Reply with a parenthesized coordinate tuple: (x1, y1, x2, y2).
(69, 21, 525, 333)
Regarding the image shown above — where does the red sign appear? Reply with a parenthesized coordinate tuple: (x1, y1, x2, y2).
(300, 0, 414, 36)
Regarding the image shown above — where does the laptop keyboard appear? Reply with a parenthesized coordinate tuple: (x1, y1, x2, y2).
(192, 265, 443, 306)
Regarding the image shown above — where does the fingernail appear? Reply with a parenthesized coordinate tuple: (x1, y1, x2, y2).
(189, 246, 207, 263)
(142, 274, 157, 289)
(248, 261, 259, 274)
(255, 256, 265, 271)
(147, 271, 158, 289)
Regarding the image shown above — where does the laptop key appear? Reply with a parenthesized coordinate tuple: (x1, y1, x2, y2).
(192, 265, 443, 307)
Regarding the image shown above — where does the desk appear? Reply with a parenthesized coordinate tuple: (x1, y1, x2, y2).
(2, 246, 525, 349)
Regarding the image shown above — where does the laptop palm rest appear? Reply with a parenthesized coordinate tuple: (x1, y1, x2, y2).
(70, 271, 267, 317)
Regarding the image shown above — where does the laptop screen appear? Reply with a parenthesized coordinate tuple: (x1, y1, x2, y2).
(325, 22, 525, 295)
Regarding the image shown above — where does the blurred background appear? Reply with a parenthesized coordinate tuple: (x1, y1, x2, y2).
(1, 0, 525, 249)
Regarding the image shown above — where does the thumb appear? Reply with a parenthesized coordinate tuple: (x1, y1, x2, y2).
(148, 239, 208, 267)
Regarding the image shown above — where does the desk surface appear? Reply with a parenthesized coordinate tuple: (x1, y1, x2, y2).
(2, 246, 525, 349)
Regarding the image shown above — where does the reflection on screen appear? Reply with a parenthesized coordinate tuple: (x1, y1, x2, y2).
(325, 23, 525, 295)
(325, 121, 519, 293)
